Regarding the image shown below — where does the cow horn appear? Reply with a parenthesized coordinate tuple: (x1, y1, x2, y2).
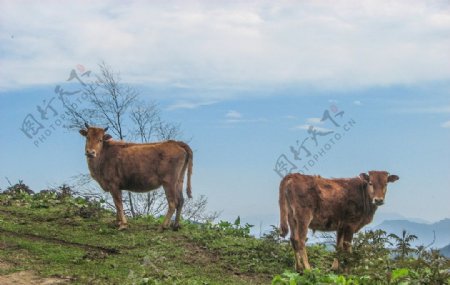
(84, 122, 90, 129)
(104, 126, 109, 132)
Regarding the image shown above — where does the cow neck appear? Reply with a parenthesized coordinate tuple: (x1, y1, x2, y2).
(87, 157, 100, 177)
(360, 180, 376, 216)
(86, 148, 107, 178)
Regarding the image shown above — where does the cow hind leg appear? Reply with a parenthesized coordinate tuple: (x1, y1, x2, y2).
(290, 209, 312, 272)
(159, 182, 177, 232)
(297, 220, 312, 271)
(172, 191, 184, 231)
(172, 163, 187, 230)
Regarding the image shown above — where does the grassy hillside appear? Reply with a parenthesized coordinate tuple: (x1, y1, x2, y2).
(0, 188, 292, 284)
(0, 186, 449, 285)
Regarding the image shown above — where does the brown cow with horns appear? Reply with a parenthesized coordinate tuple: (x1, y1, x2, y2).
(279, 171, 399, 271)
(79, 123, 193, 231)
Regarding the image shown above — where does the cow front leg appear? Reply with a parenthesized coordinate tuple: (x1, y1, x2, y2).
(342, 229, 354, 273)
(111, 190, 128, 230)
(343, 230, 354, 253)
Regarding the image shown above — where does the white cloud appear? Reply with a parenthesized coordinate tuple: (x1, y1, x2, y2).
(1, 0, 450, 94)
(225, 110, 243, 119)
(166, 100, 217, 111)
(294, 115, 339, 131)
(293, 124, 333, 132)
(224, 110, 267, 123)
(353, 100, 362, 106)
(441, 121, 450, 128)
(225, 118, 268, 124)
(306, 117, 323, 124)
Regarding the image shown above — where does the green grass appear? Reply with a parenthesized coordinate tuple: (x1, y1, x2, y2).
(0, 189, 449, 285)
(0, 192, 284, 284)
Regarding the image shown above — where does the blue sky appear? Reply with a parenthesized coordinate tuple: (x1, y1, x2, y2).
(1, 0, 449, 230)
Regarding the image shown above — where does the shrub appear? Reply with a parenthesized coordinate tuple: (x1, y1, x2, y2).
(273, 229, 450, 285)
(3, 180, 34, 195)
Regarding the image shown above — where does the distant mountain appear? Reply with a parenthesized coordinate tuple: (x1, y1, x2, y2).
(372, 218, 450, 249)
(440, 244, 450, 258)
(371, 212, 431, 226)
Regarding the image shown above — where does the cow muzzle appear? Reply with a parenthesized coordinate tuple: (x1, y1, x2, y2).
(85, 150, 96, 158)
(373, 198, 384, 206)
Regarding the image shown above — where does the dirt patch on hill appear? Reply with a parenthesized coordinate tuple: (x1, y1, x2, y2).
(0, 270, 69, 285)
(0, 260, 71, 285)
(0, 261, 12, 270)
(0, 271, 69, 285)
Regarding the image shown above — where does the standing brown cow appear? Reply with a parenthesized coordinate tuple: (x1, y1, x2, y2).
(279, 171, 399, 271)
(79, 123, 192, 231)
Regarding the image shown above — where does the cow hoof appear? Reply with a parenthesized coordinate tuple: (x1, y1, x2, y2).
(331, 258, 339, 271)
(118, 224, 128, 231)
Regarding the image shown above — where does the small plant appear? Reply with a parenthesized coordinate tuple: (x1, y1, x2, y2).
(0, 180, 34, 206)
(349, 229, 392, 280)
(204, 216, 253, 238)
(413, 248, 450, 284)
(389, 230, 418, 261)
(3, 180, 34, 195)
(31, 191, 60, 208)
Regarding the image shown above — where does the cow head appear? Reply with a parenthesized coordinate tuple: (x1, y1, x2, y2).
(360, 171, 399, 206)
(79, 123, 112, 158)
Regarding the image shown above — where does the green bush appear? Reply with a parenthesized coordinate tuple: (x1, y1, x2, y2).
(272, 230, 450, 285)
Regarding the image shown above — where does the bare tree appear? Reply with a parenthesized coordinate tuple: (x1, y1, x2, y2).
(84, 63, 137, 139)
(129, 101, 182, 142)
(130, 101, 160, 143)
(182, 195, 220, 223)
(60, 61, 136, 135)
(156, 121, 182, 141)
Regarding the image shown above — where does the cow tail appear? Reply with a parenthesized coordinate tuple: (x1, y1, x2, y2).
(186, 147, 193, 199)
(178, 142, 193, 198)
(279, 176, 291, 238)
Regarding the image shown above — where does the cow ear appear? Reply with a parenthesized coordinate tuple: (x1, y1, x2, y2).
(359, 173, 370, 182)
(388, 175, 399, 183)
(79, 129, 87, 137)
(103, 134, 112, 141)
